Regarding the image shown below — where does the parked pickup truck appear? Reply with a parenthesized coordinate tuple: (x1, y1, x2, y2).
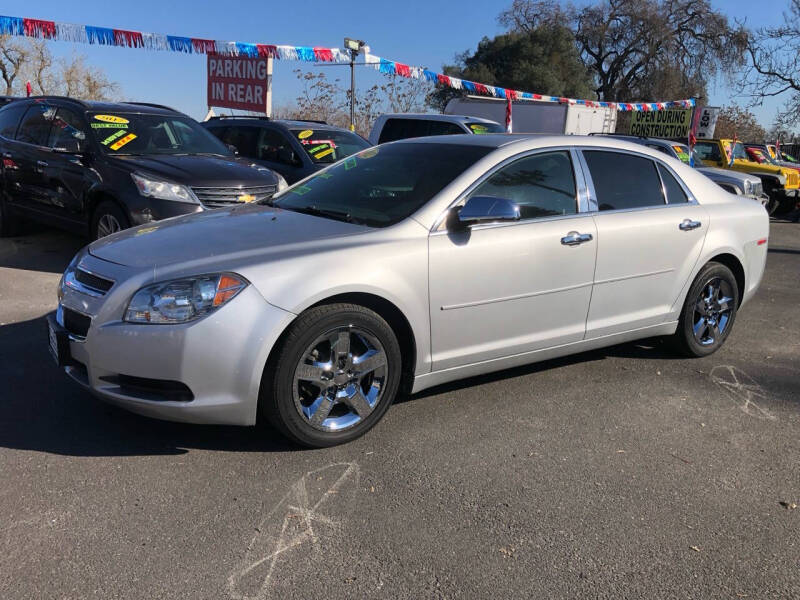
(694, 138, 799, 215)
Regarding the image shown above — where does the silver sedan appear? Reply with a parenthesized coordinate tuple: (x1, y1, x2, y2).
(50, 135, 769, 447)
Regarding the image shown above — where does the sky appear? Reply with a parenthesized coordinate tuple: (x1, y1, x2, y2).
(0, 0, 789, 126)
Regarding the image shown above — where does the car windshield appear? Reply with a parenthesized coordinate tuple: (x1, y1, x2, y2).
(466, 122, 505, 134)
(272, 143, 492, 228)
(291, 128, 370, 163)
(89, 112, 231, 156)
(691, 148, 706, 166)
(671, 144, 691, 164)
(732, 142, 748, 160)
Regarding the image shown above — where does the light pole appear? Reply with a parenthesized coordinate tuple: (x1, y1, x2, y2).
(344, 38, 365, 132)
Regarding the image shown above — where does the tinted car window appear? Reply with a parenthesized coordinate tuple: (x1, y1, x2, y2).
(694, 142, 721, 162)
(584, 151, 665, 211)
(290, 128, 370, 164)
(259, 128, 296, 164)
(89, 113, 230, 155)
(0, 103, 27, 139)
(48, 108, 88, 152)
(16, 103, 57, 146)
(657, 164, 689, 203)
(273, 144, 491, 228)
(470, 151, 577, 219)
(646, 144, 671, 156)
(216, 125, 259, 156)
(466, 122, 504, 134)
(427, 120, 466, 136)
(378, 118, 429, 144)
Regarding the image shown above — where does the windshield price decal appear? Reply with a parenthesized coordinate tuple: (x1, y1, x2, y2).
(297, 129, 314, 139)
(91, 122, 128, 129)
(313, 148, 335, 159)
(343, 157, 357, 170)
(94, 114, 129, 124)
(101, 130, 128, 145)
(109, 133, 137, 151)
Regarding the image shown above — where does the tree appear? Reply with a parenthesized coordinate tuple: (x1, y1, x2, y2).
(713, 105, 767, 141)
(427, 24, 593, 111)
(741, 0, 800, 128)
(0, 35, 117, 100)
(499, 0, 746, 102)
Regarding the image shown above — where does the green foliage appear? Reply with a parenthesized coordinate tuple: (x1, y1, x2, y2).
(427, 25, 593, 111)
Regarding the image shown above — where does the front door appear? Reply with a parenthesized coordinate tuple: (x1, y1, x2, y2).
(428, 150, 598, 371)
(6, 101, 58, 212)
(581, 149, 708, 338)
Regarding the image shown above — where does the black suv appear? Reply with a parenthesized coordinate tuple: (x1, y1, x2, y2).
(203, 117, 370, 184)
(0, 97, 282, 239)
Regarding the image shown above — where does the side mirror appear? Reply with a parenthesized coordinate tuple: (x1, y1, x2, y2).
(226, 143, 239, 155)
(455, 196, 520, 227)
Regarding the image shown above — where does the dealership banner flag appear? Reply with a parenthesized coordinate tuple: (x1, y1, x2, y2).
(0, 13, 696, 113)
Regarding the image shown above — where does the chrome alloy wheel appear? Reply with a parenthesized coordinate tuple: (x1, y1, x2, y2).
(293, 326, 388, 432)
(96, 213, 122, 238)
(692, 277, 735, 346)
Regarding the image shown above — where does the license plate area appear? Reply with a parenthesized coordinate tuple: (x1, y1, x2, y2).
(47, 313, 71, 367)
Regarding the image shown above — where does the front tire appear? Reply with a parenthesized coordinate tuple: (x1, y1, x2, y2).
(261, 303, 402, 448)
(91, 200, 129, 240)
(673, 262, 739, 357)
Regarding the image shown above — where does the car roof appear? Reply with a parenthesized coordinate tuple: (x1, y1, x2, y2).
(378, 113, 500, 125)
(390, 133, 684, 154)
(21, 97, 181, 116)
(204, 117, 354, 132)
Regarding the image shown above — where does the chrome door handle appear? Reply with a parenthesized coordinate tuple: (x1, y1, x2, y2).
(679, 219, 702, 231)
(561, 231, 593, 246)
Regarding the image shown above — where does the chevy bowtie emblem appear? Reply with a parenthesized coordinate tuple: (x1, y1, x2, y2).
(238, 194, 256, 203)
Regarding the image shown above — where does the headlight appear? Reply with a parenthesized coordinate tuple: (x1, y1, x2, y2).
(744, 180, 752, 195)
(124, 273, 247, 324)
(131, 172, 199, 204)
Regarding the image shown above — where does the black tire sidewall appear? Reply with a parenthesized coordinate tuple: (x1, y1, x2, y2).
(91, 201, 129, 240)
(678, 263, 739, 357)
(266, 304, 402, 448)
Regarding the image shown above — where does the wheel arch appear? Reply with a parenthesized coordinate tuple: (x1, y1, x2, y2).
(261, 292, 418, 399)
(707, 252, 745, 307)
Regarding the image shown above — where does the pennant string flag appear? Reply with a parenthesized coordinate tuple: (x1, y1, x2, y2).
(0, 13, 696, 113)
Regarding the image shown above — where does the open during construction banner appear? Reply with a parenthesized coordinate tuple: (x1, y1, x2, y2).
(629, 108, 692, 138)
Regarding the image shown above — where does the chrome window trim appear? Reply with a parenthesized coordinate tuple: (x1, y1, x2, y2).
(576, 147, 698, 216)
(431, 145, 583, 232)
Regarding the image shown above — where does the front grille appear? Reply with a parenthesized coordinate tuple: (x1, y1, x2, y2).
(63, 307, 91, 338)
(191, 185, 276, 209)
(75, 268, 114, 294)
(99, 375, 194, 402)
(787, 171, 799, 188)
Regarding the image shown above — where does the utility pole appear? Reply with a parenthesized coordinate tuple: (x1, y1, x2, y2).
(344, 38, 365, 132)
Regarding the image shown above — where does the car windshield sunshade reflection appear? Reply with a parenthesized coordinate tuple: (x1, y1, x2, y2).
(272, 143, 492, 228)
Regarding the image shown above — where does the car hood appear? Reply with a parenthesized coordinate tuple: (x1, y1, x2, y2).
(88, 204, 370, 269)
(697, 166, 754, 182)
(108, 154, 277, 187)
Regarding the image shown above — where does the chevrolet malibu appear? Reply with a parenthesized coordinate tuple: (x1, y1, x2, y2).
(50, 135, 769, 447)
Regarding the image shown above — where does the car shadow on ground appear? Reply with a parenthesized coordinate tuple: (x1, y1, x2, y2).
(0, 228, 85, 275)
(0, 315, 299, 457)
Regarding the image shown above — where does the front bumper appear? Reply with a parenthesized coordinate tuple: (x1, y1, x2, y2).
(57, 254, 295, 425)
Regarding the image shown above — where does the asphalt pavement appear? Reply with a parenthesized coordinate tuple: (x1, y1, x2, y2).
(0, 220, 798, 599)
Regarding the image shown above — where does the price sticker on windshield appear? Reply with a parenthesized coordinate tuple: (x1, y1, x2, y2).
(298, 129, 314, 139)
(109, 133, 137, 151)
(94, 114, 129, 124)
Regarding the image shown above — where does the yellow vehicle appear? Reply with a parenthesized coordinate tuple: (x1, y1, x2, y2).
(694, 138, 799, 214)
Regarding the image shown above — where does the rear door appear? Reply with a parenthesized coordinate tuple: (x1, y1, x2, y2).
(42, 106, 92, 222)
(8, 101, 58, 211)
(581, 150, 708, 338)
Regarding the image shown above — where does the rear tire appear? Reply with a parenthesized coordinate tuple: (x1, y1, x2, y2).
(0, 197, 22, 237)
(91, 200, 129, 240)
(260, 303, 402, 448)
(672, 262, 739, 358)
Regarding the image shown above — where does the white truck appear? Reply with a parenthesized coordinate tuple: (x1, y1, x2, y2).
(444, 96, 617, 135)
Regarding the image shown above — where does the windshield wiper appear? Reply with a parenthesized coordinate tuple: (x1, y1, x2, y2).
(280, 205, 359, 224)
